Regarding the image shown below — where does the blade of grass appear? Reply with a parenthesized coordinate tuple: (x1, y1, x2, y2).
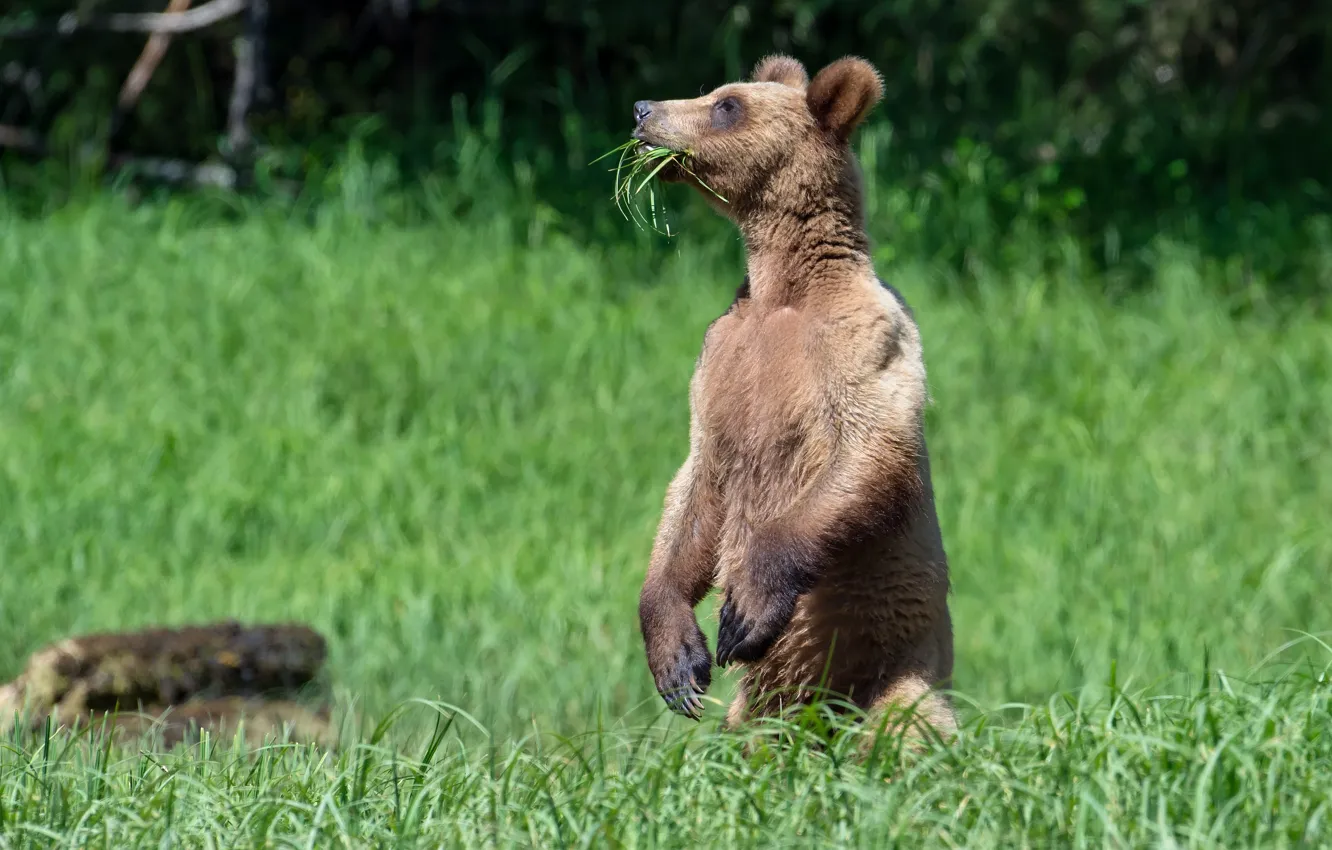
(597, 138, 729, 234)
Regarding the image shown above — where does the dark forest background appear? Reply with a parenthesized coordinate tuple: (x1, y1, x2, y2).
(2, 0, 1329, 292)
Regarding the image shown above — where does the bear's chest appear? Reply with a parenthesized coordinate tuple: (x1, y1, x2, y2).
(696, 307, 828, 448)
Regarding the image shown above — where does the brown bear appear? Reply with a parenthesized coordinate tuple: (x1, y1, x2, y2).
(633, 54, 957, 742)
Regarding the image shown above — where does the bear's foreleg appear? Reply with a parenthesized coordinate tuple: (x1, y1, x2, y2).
(639, 411, 724, 720)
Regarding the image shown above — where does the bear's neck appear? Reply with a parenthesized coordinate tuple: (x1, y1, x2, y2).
(737, 186, 873, 305)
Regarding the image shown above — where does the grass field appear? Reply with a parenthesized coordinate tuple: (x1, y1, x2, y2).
(0, 190, 1329, 846)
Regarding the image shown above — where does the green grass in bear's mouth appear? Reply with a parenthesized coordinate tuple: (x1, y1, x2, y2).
(592, 140, 727, 235)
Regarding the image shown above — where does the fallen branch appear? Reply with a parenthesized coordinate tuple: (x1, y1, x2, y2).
(109, 154, 301, 195)
(0, 0, 245, 38)
(109, 154, 239, 189)
(0, 129, 231, 185)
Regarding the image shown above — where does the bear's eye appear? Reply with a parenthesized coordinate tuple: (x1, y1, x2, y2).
(711, 96, 742, 129)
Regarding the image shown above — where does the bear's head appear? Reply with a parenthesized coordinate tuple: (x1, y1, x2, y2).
(630, 54, 883, 223)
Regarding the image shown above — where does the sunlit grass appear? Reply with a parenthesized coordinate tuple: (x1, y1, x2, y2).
(2, 655, 1329, 846)
(0, 189, 1329, 846)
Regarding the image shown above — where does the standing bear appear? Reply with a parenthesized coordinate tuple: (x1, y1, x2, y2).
(633, 54, 957, 741)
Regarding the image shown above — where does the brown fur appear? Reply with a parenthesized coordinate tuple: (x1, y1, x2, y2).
(634, 54, 956, 743)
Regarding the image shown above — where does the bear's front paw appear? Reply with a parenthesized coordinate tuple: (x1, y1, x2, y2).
(651, 629, 713, 719)
(715, 530, 819, 667)
(714, 586, 800, 666)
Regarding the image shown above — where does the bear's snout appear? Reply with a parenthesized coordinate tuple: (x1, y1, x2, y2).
(631, 101, 658, 131)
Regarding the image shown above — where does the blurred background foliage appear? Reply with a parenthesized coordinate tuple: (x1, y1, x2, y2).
(2, 0, 1329, 292)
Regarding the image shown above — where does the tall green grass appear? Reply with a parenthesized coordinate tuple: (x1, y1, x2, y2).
(0, 181, 1328, 845)
(3, 668, 1330, 847)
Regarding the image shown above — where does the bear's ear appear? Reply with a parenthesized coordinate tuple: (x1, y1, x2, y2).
(806, 56, 883, 140)
(751, 54, 808, 89)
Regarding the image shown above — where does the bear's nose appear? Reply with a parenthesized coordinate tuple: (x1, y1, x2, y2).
(633, 101, 653, 124)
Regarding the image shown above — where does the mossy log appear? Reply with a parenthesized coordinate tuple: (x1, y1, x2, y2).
(0, 620, 331, 746)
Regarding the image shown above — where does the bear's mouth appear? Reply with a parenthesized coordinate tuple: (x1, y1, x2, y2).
(634, 141, 695, 183)
(598, 134, 727, 213)
(630, 133, 670, 153)
(630, 124, 682, 154)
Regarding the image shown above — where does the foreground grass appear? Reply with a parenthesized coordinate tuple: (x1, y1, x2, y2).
(0, 193, 1329, 845)
(3, 663, 1330, 846)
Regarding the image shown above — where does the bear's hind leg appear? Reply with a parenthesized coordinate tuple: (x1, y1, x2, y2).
(861, 672, 957, 752)
(724, 686, 749, 731)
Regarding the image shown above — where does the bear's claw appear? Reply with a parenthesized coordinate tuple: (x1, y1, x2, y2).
(654, 640, 713, 719)
(715, 591, 796, 667)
